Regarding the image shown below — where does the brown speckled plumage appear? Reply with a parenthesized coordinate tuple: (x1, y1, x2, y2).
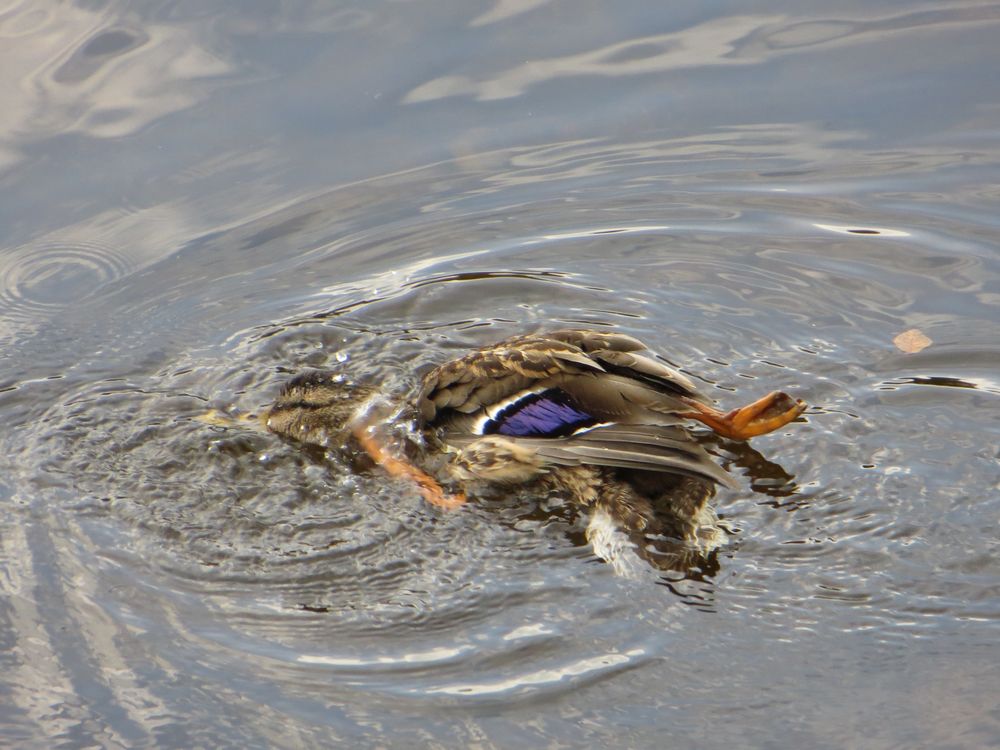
(265, 329, 806, 569)
(416, 330, 736, 542)
(265, 371, 376, 448)
(419, 329, 709, 425)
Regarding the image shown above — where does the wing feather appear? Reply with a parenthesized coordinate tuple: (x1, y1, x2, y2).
(419, 329, 714, 425)
(445, 424, 736, 488)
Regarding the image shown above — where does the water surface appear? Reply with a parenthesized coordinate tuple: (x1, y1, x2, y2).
(2, 1, 999, 747)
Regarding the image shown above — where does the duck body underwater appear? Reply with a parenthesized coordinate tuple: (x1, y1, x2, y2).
(263, 329, 806, 573)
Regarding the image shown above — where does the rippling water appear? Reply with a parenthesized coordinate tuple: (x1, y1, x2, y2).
(2, 2, 999, 747)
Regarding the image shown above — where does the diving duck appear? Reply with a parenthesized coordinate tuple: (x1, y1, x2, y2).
(264, 329, 806, 569)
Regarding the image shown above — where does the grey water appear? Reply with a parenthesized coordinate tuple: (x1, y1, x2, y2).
(2, 1, 999, 747)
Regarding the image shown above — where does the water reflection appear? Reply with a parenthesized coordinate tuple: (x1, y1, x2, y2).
(761, 4, 1000, 51)
(471, 0, 553, 28)
(405, 15, 784, 102)
(813, 223, 911, 237)
(881, 374, 1000, 393)
(53, 27, 150, 84)
(0, 1, 231, 150)
(406, 5, 1000, 103)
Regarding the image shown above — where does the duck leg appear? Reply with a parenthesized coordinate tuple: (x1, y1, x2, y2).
(351, 422, 467, 510)
(680, 392, 806, 441)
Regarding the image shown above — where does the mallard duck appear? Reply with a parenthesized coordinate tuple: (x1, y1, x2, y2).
(265, 329, 806, 568)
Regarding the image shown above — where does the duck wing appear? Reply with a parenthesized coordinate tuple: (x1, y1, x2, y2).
(418, 329, 711, 428)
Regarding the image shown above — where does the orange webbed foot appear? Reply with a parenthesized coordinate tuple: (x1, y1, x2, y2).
(351, 422, 466, 510)
(681, 391, 806, 441)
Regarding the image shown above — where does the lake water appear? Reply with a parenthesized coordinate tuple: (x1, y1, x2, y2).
(2, 1, 999, 747)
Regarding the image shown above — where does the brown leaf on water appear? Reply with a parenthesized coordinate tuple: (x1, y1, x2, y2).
(893, 328, 932, 353)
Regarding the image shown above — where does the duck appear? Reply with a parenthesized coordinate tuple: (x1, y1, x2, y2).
(264, 329, 806, 570)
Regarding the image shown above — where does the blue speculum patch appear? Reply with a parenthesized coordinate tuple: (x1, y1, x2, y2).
(484, 390, 598, 437)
